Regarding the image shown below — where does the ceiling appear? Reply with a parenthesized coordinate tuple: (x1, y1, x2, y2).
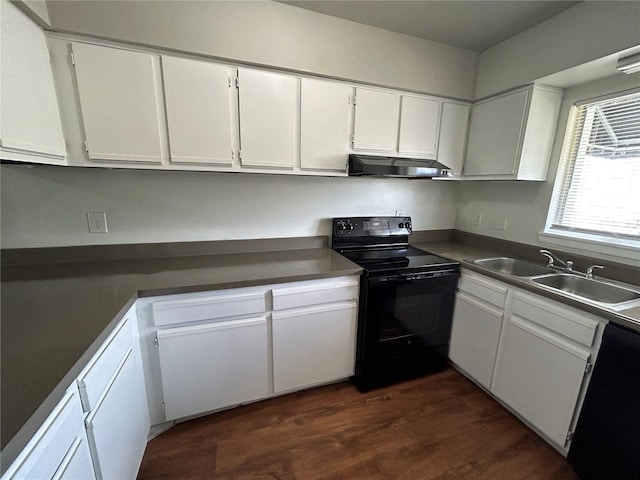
(280, 1, 581, 52)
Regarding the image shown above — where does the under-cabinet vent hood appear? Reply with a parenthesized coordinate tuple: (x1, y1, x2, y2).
(348, 154, 453, 178)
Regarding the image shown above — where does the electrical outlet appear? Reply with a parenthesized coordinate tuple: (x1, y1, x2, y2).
(395, 209, 404, 216)
(491, 216, 508, 231)
(472, 213, 483, 226)
(87, 212, 108, 233)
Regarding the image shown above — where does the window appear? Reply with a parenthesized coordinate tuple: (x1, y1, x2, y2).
(545, 89, 640, 251)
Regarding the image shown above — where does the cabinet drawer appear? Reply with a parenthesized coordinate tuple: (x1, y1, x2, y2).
(5, 390, 85, 480)
(77, 316, 133, 412)
(272, 278, 358, 311)
(512, 293, 599, 347)
(458, 272, 507, 308)
(152, 289, 266, 326)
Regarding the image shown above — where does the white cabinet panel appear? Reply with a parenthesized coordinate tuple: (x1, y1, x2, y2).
(3, 390, 92, 480)
(0, 0, 66, 164)
(238, 69, 297, 169)
(300, 78, 351, 171)
(162, 56, 236, 166)
(457, 272, 508, 309)
(464, 85, 562, 180)
(465, 89, 528, 176)
(51, 437, 95, 480)
(152, 289, 267, 327)
(157, 317, 269, 420)
(272, 277, 358, 311)
(76, 317, 133, 412)
(437, 102, 470, 175)
(352, 88, 400, 152)
(449, 292, 503, 389)
(85, 348, 149, 480)
(72, 42, 163, 163)
(492, 315, 590, 449)
(273, 302, 357, 393)
(398, 96, 441, 158)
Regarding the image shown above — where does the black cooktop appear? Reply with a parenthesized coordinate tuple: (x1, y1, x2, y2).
(335, 245, 456, 273)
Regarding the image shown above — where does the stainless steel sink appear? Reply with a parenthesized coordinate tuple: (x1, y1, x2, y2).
(532, 274, 640, 305)
(471, 257, 556, 277)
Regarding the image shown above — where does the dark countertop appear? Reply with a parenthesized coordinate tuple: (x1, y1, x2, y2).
(413, 240, 640, 333)
(0, 248, 361, 471)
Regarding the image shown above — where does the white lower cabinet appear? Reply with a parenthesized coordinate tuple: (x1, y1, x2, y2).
(156, 316, 269, 421)
(449, 291, 503, 389)
(491, 314, 591, 448)
(145, 276, 359, 423)
(2, 389, 94, 480)
(272, 301, 357, 393)
(85, 348, 149, 480)
(450, 270, 605, 453)
(77, 307, 149, 480)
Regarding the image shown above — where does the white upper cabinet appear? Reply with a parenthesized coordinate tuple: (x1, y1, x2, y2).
(352, 87, 448, 160)
(398, 95, 442, 158)
(0, 0, 66, 164)
(300, 78, 352, 172)
(352, 88, 400, 153)
(238, 68, 298, 169)
(71, 42, 164, 164)
(464, 84, 562, 180)
(437, 102, 470, 175)
(162, 56, 237, 166)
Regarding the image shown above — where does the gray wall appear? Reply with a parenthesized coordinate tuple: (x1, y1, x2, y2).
(0, 166, 458, 248)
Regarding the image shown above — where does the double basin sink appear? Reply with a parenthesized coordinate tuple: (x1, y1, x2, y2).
(469, 257, 640, 309)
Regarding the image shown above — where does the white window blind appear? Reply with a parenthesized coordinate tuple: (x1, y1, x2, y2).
(549, 90, 640, 243)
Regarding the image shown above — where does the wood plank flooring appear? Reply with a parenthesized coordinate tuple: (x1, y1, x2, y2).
(137, 368, 578, 480)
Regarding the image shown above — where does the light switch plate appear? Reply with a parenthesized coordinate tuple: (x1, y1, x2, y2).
(491, 216, 507, 231)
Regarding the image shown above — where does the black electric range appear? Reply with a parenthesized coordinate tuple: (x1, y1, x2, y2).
(332, 216, 460, 391)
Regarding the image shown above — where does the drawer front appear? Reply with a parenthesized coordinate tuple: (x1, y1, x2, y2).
(512, 293, 599, 347)
(152, 289, 266, 326)
(272, 278, 359, 311)
(458, 272, 508, 309)
(77, 316, 133, 412)
(5, 390, 85, 480)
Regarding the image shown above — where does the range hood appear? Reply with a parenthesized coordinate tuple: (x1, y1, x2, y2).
(348, 154, 453, 178)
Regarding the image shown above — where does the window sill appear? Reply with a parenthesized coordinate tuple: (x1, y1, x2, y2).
(538, 230, 640, 267)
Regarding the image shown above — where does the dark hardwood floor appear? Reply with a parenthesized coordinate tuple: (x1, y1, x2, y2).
(138, 368, 578, 479)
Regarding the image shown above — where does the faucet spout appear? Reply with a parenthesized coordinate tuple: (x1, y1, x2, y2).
(539, 249, 572, 271)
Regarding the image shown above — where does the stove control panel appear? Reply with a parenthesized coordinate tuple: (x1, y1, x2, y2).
(333, 216, 412, 237)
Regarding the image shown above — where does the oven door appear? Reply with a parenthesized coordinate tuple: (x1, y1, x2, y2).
(359, 269, 459, 361)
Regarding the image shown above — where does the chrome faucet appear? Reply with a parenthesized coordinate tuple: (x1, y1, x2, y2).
(539, 249, 573, 272)
(586, 265, 604, 279)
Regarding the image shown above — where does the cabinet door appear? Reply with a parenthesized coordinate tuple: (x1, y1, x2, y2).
(3, 390, 92, 480)
(156, 316, 269, 420)
(398, 96, 441, 158)
(51, 437, 95, 480)
(72, 42, 163, 163)
(352, 88, 400, 152)
(438, 102, 470, 175)
(85, 348, 149, 480)
(464, 89, 529, 176)
(238, 69, 297, 169)
(272, 302, 357, 393)
(449, 292, 503, 389)
(492, 315, 590, 448)
(162, 56, 236, 166)
(0, 0, 66, 164)
(300, 78, 351, 171)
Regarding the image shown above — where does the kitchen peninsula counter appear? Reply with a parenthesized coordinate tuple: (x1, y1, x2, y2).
(0, 245, 361, 471)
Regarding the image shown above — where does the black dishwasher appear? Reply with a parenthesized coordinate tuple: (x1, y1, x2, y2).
(568, 322, 640, 479)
